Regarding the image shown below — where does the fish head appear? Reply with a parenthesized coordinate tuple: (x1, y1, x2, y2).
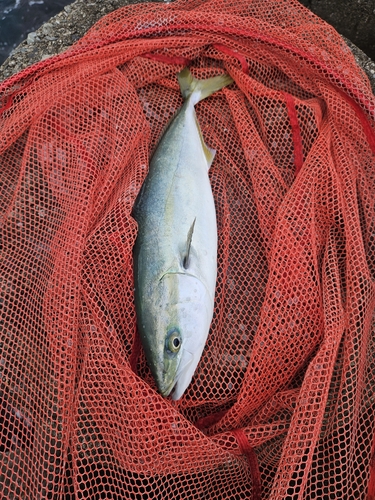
(141, 272, 213, 400)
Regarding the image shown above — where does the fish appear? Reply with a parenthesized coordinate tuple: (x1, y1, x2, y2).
(132, 68, 233, 400)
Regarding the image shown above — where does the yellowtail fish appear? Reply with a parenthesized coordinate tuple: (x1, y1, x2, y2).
(133, 68, 233, 400)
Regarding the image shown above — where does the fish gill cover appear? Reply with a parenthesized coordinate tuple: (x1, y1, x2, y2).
(0, 0, 375, 498)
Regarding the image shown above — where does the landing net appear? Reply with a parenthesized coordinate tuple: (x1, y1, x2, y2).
(1, 0, 375, 498)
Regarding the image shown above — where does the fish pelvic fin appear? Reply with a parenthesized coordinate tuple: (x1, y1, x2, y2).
(177, 68, 233, 106)
(183, 218, 196, 269)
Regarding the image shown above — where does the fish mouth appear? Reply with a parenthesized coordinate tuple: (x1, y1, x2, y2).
(158, 356, 181, 398)
(159, 378, 177, 398)
(159, 354, 187, 399)
(170, 349, 195, 400)
(158, 349, 198, 399)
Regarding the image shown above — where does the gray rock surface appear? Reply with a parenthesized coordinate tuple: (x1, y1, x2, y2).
(298, 0, 375, 62)
(0, 0, 159, 82)
(345, 38, 375, 94)
(0, 0, 374, 95)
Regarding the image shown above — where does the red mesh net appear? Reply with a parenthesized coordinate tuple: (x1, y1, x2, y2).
(1, 0, 375, 497)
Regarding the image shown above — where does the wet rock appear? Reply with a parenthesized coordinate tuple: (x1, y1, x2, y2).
(41, 23, 54, 36)
(26, 32, 38, 44)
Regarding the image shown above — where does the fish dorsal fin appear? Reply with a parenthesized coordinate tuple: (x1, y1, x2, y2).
(183, 218, 196, 269)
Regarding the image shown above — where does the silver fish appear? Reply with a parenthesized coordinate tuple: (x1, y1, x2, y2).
(133, 68, 233, 400)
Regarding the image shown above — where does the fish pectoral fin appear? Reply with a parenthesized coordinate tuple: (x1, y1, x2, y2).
(183, 218, 196, 269)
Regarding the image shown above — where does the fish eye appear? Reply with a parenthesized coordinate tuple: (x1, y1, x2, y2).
(166, 328, 182, 354)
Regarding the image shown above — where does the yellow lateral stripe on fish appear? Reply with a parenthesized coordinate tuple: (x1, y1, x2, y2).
(132, 68, 233, 400)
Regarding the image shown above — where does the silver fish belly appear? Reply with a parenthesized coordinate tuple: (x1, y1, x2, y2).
(133, 68, 232, 399)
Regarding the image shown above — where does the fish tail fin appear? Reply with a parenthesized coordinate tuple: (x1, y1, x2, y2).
(178, 68, 233, 105)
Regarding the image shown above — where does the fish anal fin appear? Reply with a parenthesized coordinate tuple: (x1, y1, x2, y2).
(183, 218, 196, 269)
(203, 141, 216, 169)
(194, 114, 216, 168)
